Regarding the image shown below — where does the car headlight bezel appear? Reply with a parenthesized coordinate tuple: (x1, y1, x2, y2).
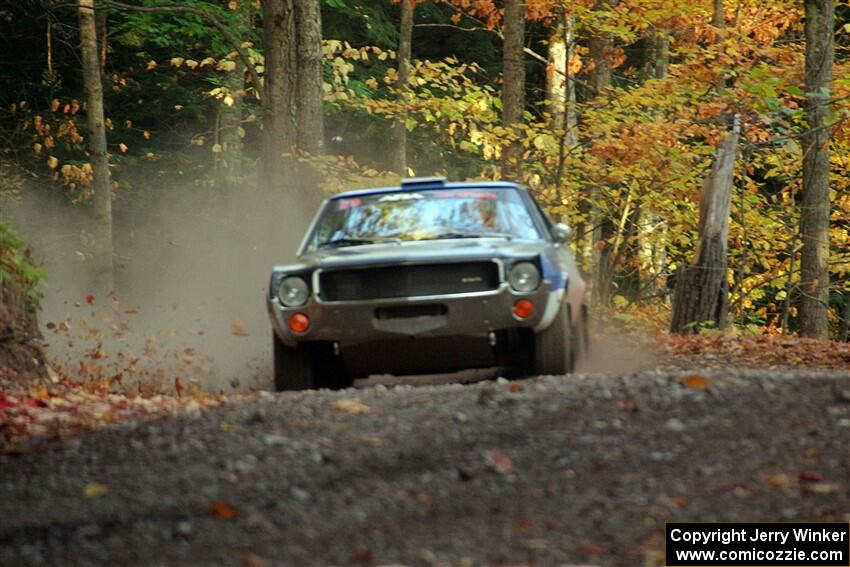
(278, 276, 310, 307)
(509, 261, 541, 293)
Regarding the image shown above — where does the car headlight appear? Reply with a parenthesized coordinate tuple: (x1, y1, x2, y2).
(509, 262, 541, 292)
(278, 276, 310, 307)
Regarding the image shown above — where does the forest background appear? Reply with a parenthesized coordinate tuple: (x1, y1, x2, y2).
(1, 0, 849, 374)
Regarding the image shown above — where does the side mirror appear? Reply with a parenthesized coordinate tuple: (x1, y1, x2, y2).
(552, 222, 572, 243)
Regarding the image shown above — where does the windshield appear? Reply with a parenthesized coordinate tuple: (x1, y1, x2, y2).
(307, 188, 542, 250)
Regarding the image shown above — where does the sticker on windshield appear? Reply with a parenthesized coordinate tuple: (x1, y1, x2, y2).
(435, 191, 497, 199)
(336, 197, 361, 210)
(378, 193, 424, 201)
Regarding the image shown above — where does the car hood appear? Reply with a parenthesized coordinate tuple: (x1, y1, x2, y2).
(288, 238, 549, 271)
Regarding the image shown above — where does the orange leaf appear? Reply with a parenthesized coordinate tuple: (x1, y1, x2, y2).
(209, 500, 239, 519)
(680, 375, 710, 389)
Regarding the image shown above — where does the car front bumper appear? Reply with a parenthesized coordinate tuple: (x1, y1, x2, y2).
(268, 281, 559, 348)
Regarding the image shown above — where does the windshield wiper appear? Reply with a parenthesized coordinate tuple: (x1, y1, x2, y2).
(433, 232, 513, 240)
(318, 237, 401, 249)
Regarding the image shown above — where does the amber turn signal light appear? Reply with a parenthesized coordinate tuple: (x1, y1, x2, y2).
(513, 299, 534, 319)
(289, 312, 311, 333)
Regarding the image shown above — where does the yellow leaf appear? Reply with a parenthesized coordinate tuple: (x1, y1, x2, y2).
(84, 482, 109, 498)
(330, 399, 372, 415)
(46, 156, 58, 169)
(223, 95, 234, 107)
(228, 1, 239, 9)
(184, 59, 199, 69)
(118, 143, 128, 153)
(211, 143, 223, 153)
(50, 99, 60, 112)
(146, 60, 157, 70)
(170, 57, 185, 67)
(217, 60, 237, 72)
(200, 57, 216, 67)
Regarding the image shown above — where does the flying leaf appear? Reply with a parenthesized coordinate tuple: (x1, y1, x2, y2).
(230, 320, 249, 336)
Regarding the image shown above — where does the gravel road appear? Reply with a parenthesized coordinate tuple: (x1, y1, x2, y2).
(3, 365, 850, 566)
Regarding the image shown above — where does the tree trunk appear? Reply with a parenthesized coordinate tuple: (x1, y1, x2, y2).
(546, 12, 576, 146)
(636, 30, 669, 298)
(216, 62, 245, 186)
(78, 0, 114, 294)
(216, 10, 250, 187)
(295, 0, 323, 155)
(798, 0, 833, 340)
(260, 0, 298, 195)
(391, 0, 414, 176)
(586, 12, 614, 306)
(671, 117, 740, 334)
(712, 0, 725, 94)
(501, 0, 525, 178)
(839, 297, 849, 342)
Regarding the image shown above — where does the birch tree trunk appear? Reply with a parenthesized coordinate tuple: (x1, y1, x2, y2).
(798, 0, 833, 339)
(78, 0, 113, 294)
(670, 117, 740, 334)
(391, 0, 414, 176)
(501, 0, 525, 178)
(546, 13, 576, 146)
(636, 30, 669, 298)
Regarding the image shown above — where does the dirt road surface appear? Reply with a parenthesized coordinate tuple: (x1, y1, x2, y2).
(3, 365, 850, 566)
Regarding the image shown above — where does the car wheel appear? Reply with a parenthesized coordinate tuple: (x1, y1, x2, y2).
(571, 305, 589, 371)
(273, 333, 315, 391)
(532, 301, 573, 375)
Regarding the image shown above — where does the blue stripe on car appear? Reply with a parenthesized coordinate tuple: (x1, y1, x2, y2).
(540, 249, 567, 290)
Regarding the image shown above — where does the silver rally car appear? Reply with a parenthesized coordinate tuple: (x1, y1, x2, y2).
(267, 177, 588, 390)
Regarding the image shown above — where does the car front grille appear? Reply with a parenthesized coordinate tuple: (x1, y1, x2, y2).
(318, 262, 500, 302)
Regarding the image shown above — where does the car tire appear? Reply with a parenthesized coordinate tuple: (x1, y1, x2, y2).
(273, 333, 315, 391)
(571, 305, 589, 371)
(532, 301, 573, 375)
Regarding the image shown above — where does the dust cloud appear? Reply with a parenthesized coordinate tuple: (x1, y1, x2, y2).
(2, 177, 316, 393)
(576, 327, 661, 375)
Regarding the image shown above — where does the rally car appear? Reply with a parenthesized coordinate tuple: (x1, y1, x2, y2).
(267, 177, 588, 390)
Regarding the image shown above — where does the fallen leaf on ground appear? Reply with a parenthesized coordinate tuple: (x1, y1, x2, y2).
(330, 398, 372, 415)
(485, 449, 515, 474)
(680, 374, 710, 389)
(763, 473, 790, 490)
(83, 482, 108, 497)
(240, 553, 268, 567)
(209, 500, 239, 519)
(798, 471, 824, 483)
(802, 482, 839, 495)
